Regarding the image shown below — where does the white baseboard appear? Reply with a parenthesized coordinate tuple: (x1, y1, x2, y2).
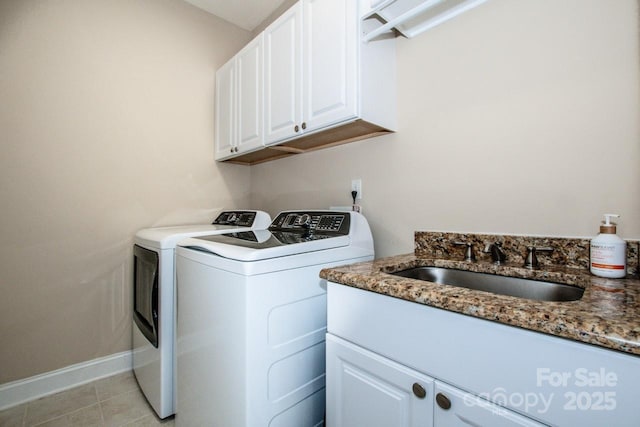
(0, 350, 132, 411)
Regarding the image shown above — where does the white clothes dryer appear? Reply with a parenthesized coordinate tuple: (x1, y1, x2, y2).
(175, 210, 374, 426)
(132, 210, 271, 419)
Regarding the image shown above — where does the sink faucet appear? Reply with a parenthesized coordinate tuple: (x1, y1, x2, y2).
(484, 242, 506, 264)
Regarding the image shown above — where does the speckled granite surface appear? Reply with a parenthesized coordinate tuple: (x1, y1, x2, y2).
(320, 234, 640, 356)
(415, 232, 640, 276)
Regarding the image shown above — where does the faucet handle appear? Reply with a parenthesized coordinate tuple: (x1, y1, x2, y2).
(453, 241, 476, 262)
(524, 246, 553, 269)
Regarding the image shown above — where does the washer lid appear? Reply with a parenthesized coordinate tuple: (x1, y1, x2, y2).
(134, 210, 271, 250)
(135, 224, 247, 250)
(178, 230, 351, 261)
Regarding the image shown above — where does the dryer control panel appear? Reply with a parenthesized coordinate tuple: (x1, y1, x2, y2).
(269, 211, 350, 235)
(212, 211, 258, 227)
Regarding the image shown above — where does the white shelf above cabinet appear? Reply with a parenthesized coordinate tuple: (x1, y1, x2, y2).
(361, 0, 489, 42)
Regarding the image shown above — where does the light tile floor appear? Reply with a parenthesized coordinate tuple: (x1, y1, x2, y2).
(0, 371, 174, 427)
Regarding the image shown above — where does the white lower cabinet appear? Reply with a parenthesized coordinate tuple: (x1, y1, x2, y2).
(327, 334, 544, 427)
(327, 282, 640, 426)
(327, 334, 434, 427)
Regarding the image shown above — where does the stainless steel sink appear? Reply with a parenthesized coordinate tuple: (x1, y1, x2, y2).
(391, 267, 584, 302)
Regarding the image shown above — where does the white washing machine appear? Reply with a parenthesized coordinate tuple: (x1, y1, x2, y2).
(175, 210, 374, 427)
(132, 210, 271, 419)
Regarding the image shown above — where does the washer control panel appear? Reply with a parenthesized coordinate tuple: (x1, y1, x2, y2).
(212, 211, 258, 227)
(270, 211, 350, 235)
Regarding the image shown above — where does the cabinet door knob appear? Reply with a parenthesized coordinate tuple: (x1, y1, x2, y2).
(294, 125, 299, 132)
(301, 122, 307, 130)
(436, 393, 452, 410)
(234, 147, 239, 152)
(230, 148, 233, 153)
(412, 383, 426, 399)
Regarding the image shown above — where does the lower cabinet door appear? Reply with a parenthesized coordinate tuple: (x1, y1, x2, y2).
(326, 334, 434, 427)
(434, 381, 547, 427)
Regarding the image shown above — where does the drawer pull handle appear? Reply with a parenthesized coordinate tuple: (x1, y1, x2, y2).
(436, 393, 451, 410)
(412, 383, 426, 399)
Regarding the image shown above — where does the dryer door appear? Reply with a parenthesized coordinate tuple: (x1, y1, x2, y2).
(133, 245, 159, 347)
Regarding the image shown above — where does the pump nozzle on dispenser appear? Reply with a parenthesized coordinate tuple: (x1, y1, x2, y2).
(600, 214, 620, 234)
(603, 213, 620, 226)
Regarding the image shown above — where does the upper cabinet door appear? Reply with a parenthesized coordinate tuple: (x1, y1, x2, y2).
(214, 58, 235, 160)
(236, 34, 264, 153)
(264, 2, 303, 145)
(303, 0, 358, 133)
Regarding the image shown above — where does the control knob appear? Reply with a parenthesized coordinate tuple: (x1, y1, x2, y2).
(298, 214, 311, 228)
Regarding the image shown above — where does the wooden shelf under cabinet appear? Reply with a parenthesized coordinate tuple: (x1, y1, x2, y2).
(222, 120, 391, 166)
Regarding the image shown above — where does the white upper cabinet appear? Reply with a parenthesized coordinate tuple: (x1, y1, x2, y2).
(236, 35, 264, 153)
(214, 58, 235, 160)
(264, 0, 382, 147)
(264, 3, 303, 145)
(302, 0, 358, 134)
(264, 0, 357, 144)
(217, 0, 396, 165)
(215, 35, 264, 161)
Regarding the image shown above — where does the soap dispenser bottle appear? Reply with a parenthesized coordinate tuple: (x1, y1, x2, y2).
(590, 214, 627, 278)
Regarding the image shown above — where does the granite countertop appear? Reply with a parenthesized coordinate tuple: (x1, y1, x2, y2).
(320, 253, 640, 356)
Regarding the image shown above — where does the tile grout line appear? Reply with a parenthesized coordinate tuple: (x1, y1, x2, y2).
(95, 383, 107, 426)
(23, 398, 30, 427)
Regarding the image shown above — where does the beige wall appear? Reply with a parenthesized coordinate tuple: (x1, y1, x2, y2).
(0, 0, 251, 383)
(251, 0, 640, 257)
(1, 0, 638, 386)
